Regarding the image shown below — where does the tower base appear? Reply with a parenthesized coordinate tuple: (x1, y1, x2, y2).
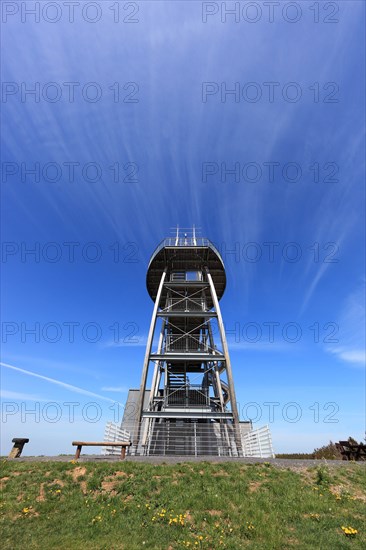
(101, 389, 274, 458)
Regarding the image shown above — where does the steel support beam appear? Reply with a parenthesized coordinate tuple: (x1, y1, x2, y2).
(157, 311, 216, 318)
(142, 411, 234, 419)
(148, 320, 166, 411)
(150, 353, 225, 361)
(206, 268, 240, 426)
(134, 268, 167, 444)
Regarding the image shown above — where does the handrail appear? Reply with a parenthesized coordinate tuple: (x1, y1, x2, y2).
(148, 237, 225, 271)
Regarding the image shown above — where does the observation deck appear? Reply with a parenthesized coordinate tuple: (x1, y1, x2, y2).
(146, 233, 226, 301)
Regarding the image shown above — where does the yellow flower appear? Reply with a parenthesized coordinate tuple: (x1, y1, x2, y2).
(341, 526, 358, 536)
(22, 507, 30, 514)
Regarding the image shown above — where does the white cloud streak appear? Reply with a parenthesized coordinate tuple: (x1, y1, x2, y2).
(101, 386, 129, 393)
(327, 348, 365, 367)
(325, 284, 366, 367)
(0, 362, 119, 403)
(0, 390, 49, 402)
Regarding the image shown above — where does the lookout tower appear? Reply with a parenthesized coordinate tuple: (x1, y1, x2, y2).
(124, 227, 250, 456)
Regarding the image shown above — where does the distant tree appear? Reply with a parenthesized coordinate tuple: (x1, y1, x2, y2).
(276, 437, 364, 459)
(275, 453, 314, 459)
(313, 440, 342, 460)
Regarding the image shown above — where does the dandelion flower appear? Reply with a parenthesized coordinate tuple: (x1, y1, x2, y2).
(341, 526, 358, 536)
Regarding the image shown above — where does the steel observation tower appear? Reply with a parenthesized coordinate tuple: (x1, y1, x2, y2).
(122, 227, 250, 456)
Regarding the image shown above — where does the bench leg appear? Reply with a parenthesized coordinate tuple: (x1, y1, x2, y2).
(121, 446, 126, 460)
(8, 444, 23, 459)
(75, 445, 82, 459)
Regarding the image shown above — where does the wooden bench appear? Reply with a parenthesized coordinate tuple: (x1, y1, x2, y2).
(8, 438, 29, 458)
(72, 441, 131, 460)
(336, 441, 366, 461)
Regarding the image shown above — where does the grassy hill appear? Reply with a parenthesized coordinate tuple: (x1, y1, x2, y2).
(0, 460, 365, 549)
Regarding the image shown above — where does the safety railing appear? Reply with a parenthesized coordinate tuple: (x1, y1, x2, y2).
(241, 425, 275, 458)
(164, 334, 208, 353)
(102, 421, 275, 458)
(102, 421, 131, 456)
(165, 298, 207, 312)
(148, 237, 224, 270)
(165, 385, 209, 407)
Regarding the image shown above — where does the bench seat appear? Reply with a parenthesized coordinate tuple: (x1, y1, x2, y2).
(72, 441, 131, 459)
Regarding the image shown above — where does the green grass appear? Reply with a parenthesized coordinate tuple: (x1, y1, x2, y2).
(0, 460, 365, 549)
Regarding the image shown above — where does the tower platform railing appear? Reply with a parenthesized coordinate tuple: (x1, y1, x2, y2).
(164, 298, 208, 312)
(148, 237, 223, 268)
(165, 385, 209, 407)
(164, 334, 209, 353)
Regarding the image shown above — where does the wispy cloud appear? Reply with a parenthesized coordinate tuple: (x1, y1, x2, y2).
(100, 335, 162, 349)
(2, 354, 98, 378)
(228, 340, 290, 352)
(1, 362, 120, 403)
(0, 390, 49, 402)
(327, 348, 365, 366)
(300, 262, 331, 316)
(325, 284, 366, 367)
(100, 336, 148, 349)
(299, 221, 355, 315)
(101, 386, 128, 393)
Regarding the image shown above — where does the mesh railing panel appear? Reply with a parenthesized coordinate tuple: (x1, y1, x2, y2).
(166, 386, 209, 407)
(165, 334, 208, 352)
(102, 422, 274, 458)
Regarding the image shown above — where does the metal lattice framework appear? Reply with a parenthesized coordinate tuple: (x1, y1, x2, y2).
(132, 228, 244, 456)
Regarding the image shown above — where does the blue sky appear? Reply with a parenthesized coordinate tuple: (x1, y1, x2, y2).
(1, 1, 365, 455)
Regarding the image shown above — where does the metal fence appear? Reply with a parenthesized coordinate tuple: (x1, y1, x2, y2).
(102, 421, 131, 456)
(102, 422, 274, 458)
(165, 334, 208, 352)
(241, 425, 275, 458)
(165, 298, 207, 312)
(165, 385, 209, 407)
(149, 237, 224, 269)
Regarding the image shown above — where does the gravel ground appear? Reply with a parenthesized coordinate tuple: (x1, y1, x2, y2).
(4, 455, 365, 469)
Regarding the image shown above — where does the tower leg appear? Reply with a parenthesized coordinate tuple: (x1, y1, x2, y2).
(206, 269, 242, 455)
(134, 269, 167, 446)
(148, 320, 166, 411)
(206, 269, 240, 425)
